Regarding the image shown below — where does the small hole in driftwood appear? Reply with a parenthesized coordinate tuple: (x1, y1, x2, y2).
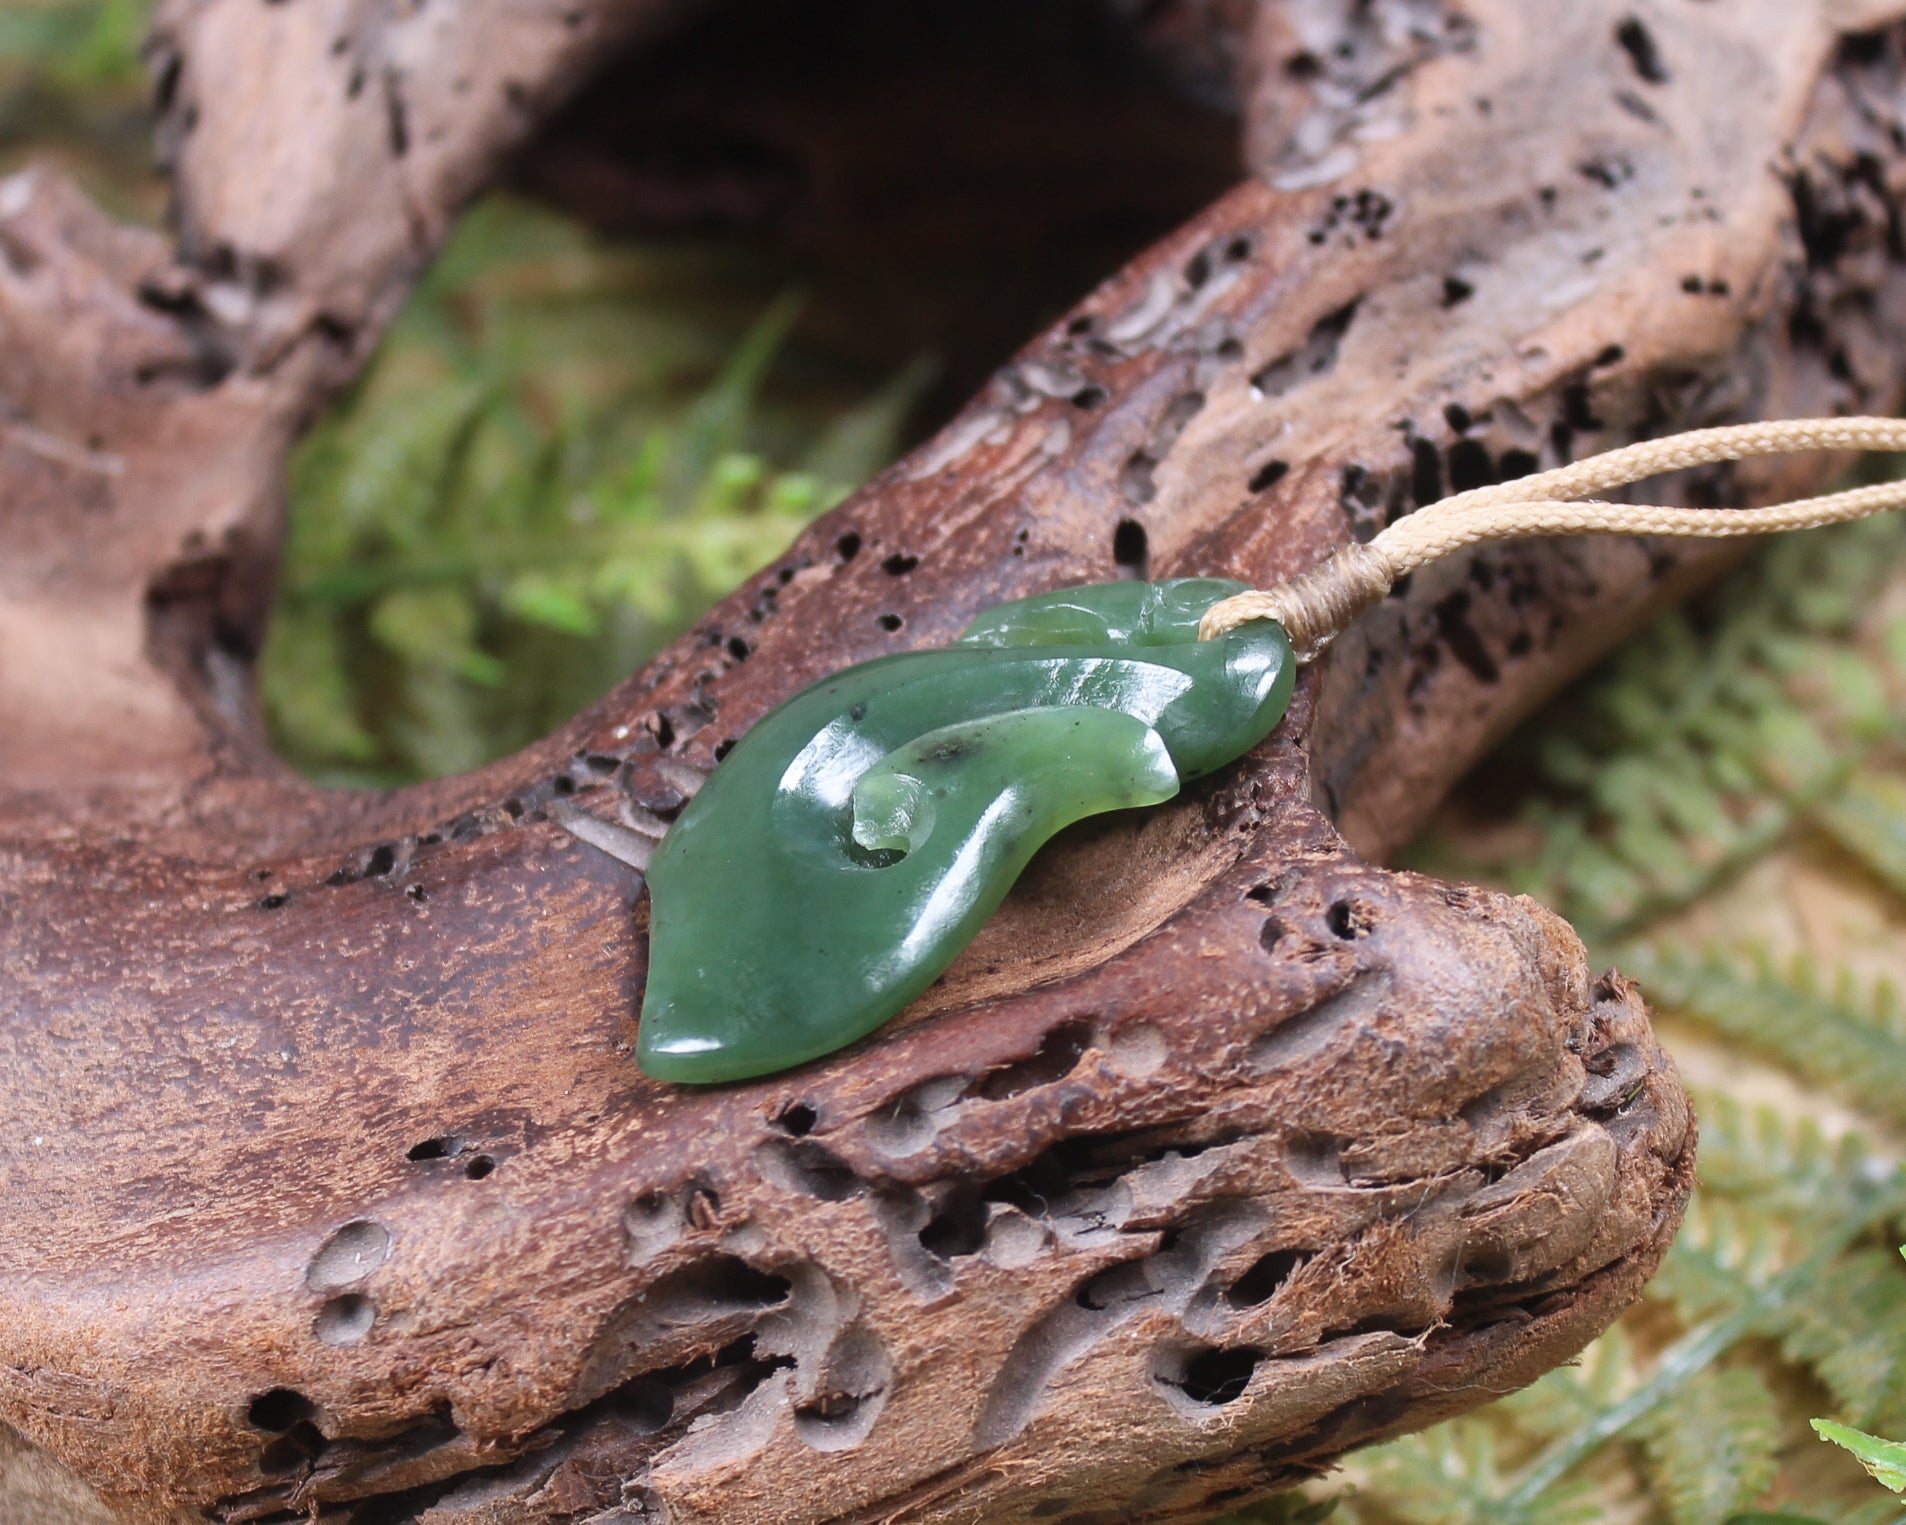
(313, 1294, 374, 1346)
(920, 1187, 987, 1259)
(1615, 15, 1669, 83)
(1166, 1345, 1261, 1406)
(1326, 900, 1373, 939)
(836, 531, 861, 561)
(464, 1154, 495, 1180)
(978, 1020, 1091, 1100)
(758, 1137, 863, 1201)
(1227, 1249, 1308, 1306)
(306, 1220, 389, 1292)
(878, 613, 904, 632)
(651, 1257, 790, 1316)
(1248, 460, 1288, 493)
(1447, 437, 1496, 492)
(603, 1378, 674, 1433)
(687, 1186, 722, 1229)
(405, 1135, 459, 1162)
(1251, 298, 1360, 399)
(625, 1188, 686, 1261)
(258, 1419, 327, 1475)
(1119, 453, 1157, 508)
(773, 1101, 818, 1136)
(245, 1388, 315, 1433)
(1112, 518, 1149, 578)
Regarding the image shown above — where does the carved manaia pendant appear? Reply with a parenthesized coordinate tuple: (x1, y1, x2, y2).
(639, 579, 1295, 1082)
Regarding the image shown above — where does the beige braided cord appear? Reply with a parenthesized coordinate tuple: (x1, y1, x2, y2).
(1200, 416, 1906, 659)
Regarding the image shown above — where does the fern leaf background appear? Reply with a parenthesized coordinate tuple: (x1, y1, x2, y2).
(12, 8, 1906, 1525)
(1351, 506, 1906, 1523)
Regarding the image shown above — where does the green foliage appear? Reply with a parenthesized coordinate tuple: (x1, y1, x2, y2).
(1422, 514, 1906, 945)
(1814, 1422, 1906, 1496)
(1360, 512, 1906, 1525)
(1805, 1247, 1906, 1496)
(1639, 1368, 1782, 1525)
(1619, 946, 1906, 1134)
(0, 0, 156, 221)
(260, 198, 925, 784)
(0, 0, 146, 92)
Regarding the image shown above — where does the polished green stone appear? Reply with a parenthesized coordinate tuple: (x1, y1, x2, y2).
(637, 579, 1294, 1083)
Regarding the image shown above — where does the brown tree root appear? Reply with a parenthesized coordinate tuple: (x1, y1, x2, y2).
(7, 1, 1906, 1521)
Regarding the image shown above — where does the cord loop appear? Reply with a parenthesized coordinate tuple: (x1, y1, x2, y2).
(1201, 416, 1906, 656)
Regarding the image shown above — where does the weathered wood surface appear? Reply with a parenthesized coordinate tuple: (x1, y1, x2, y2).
(7, 1, 1906, 1520)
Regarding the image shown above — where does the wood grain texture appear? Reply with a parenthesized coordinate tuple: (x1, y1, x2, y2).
(7, 1, 1906, 1520)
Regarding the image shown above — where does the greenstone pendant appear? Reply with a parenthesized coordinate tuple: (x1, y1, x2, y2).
(637, 579, 1295, 1083)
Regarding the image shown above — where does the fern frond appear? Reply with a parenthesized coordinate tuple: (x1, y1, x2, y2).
(1478, 515, 1906, 938)
(1638, 1366, 1781, 1525)
(1503, 1327, 1638, 1437)
(1349, 1421, 1602, 1525)
(1688, 1091, 1889, 1232)
(1783, 1250, 1906, 1433)
(1649, 1193, 1788, 1326)
(1620, 943, 1906, 1132)
(1812, 769, 1906, 899)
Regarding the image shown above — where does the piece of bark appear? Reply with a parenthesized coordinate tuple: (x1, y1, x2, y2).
(6, 1, 1906, 1522)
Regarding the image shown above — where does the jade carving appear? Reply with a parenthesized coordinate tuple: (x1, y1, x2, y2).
(638, 579, 1294, 1083)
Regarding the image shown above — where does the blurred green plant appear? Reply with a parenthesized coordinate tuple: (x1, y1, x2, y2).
(0, 0, 156, 217)
(0, 0, 145, 91)
(261, 198, 927, 785)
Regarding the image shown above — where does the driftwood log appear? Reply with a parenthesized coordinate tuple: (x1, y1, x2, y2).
(9, 0, 1906, 1520)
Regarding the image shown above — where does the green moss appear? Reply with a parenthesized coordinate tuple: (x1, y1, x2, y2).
(260, 197, 927, 785)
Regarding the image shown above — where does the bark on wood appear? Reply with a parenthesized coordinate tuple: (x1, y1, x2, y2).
(8, 1, 1906, 1521)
